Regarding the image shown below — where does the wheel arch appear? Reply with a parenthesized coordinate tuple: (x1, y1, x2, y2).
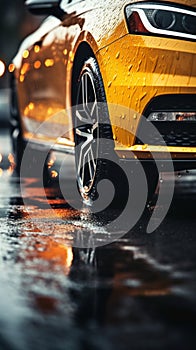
(71, 41, 96, 106)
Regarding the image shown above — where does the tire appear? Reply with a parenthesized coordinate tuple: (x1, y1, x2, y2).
(73, 57, 129, 209)
(143, 164, 159, 206)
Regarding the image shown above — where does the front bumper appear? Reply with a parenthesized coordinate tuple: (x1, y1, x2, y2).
(116, 145, 196, 171)
(99, 34, 196, 156)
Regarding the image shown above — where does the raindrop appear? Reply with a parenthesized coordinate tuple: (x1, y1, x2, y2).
(159, 173, 163, 183)
(116, 51, 120, 59)
(78, 248, 96, 265)
(137, 59, 142, 71)
(176, 51, 180, 60)
(140, 92, 147, 100)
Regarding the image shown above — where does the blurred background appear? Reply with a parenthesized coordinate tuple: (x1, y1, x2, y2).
(0, 0, 43, 88)
(0, 0, 44, 129)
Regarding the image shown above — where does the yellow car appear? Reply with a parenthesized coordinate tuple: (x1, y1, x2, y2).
(10, 0, 196, 204)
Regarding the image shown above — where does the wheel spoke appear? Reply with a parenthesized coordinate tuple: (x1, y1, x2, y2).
(76, 108, 91, 124)
(88, 152, 93, 181)
(92, 121, 98, 133)
(75, 127, 91, 139)
(89, 100, 97, 117)
(82, 144, 96, 185)
(76, 135, 93, 180)
(87, 144, 96, 177)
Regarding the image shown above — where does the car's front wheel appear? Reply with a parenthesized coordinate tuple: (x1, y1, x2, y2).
(73, 57, 158, 210)
(73, 57, 125, 207)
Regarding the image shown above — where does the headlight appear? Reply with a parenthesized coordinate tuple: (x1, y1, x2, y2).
(125, 2, 196, 40)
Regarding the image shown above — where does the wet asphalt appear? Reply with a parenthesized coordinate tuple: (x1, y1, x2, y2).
(1, 102, 196, 350)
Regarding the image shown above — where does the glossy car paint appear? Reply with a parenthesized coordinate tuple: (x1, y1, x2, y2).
(11, 0, 196, 162)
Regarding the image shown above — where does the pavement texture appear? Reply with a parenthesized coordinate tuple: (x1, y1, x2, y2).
(0, 93, 196, 350)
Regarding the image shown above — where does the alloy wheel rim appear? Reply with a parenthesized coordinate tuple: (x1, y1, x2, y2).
(75, 69, 99, 195)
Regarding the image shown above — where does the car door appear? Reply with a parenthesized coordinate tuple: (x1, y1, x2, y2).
(16, 0, 85, 144)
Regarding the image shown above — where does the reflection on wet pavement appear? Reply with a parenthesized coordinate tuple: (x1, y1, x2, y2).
(0, 127, 196, 349)
(0, 170, 196, 350)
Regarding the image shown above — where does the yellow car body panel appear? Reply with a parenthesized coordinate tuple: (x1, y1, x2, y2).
(12, 0, 196, 163)
(97, 35, 196, 151)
